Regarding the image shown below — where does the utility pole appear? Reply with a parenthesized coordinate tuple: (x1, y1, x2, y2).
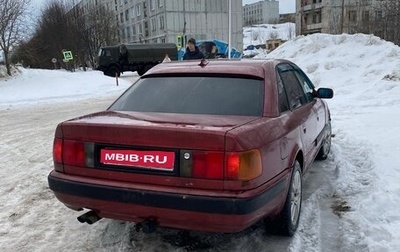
(228, 0, 232, 59)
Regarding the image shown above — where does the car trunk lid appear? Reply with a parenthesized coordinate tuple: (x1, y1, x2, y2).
(54, 111, 260, 190)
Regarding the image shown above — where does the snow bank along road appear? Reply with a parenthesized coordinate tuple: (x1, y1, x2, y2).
(0, 93, 366, 252)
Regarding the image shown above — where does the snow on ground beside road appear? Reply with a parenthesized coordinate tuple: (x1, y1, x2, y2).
(0, 68, 133, 109)
(1, 32, 400, 251)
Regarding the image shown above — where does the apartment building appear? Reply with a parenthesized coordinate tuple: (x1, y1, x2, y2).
(243, 0, 279, 26)
(296, 0, 383, 36)
(75, 0, 243, 51)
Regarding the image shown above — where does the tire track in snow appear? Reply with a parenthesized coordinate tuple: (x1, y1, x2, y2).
(290, 129, 377, 252)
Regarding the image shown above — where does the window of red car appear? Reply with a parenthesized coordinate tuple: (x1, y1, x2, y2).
(293, 69, 315, 103)
(109, 76, 264, 116)
(277, 64, 309, 110)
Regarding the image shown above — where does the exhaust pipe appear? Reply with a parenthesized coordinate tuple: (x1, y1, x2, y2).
(77, 210, 102, 224)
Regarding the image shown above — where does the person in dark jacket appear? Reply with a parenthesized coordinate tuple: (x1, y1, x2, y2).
(183, 38, 204, 60)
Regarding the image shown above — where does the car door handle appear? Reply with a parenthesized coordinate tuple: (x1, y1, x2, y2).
(303, 128, 306, 133)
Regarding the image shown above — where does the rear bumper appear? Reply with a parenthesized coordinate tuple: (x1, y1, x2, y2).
(48, 171, 287, 233)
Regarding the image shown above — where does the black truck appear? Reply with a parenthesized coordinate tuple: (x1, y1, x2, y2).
(96, 43, 178, 77)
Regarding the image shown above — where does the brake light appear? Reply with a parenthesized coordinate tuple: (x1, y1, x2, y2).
(63, 140, 85, 167)
(226, 153, 239, 179)
(53, 138, 63, 163)
(185, 150, 262, 181)
(52, 138, 94, 172)
(225, 150, 262, 181)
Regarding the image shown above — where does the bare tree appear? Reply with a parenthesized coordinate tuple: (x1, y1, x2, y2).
(71, 3, 118, 68)
(0, 0, 31, 76)
(286, 23, 294, 40)
(269, 30, 279, 40)
(15, 1, 118, 70)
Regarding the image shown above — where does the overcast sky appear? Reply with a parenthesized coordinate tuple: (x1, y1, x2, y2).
(243, 0, 295, 14)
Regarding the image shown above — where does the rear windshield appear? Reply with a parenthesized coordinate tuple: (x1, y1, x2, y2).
(109, 76, 264, 116)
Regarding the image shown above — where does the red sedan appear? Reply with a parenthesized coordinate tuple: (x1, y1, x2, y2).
(48, 59, 333, 236)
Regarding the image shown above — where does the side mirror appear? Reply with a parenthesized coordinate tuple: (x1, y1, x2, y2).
(316, 88, 334, 99)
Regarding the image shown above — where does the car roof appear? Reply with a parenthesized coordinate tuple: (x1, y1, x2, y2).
(144, 58, 291, 79)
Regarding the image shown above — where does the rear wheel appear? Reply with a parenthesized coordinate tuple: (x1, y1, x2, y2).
(106, 66, 121, 77)
(316, 123, 331, 160)
(265, 160, 302, 236)
(137, 68, 145, 76)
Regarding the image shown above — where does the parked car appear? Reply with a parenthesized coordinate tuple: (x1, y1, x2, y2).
(48, 58, 333, 236)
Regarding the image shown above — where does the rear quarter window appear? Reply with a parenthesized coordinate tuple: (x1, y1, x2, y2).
(109, 76, 264, 116)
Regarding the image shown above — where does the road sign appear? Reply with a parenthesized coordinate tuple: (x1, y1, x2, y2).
(63, 51, 73, 61)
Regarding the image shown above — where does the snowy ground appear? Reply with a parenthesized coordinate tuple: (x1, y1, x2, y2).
(1, 32, 400, 251)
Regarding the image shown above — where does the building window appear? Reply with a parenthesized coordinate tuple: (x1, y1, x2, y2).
(158, 0, 163, 7)
(144, 21, 149, 36)
(120, 12, 124, 23)
(312, 13, 320, 24)
(150, 0, 155, 11)
(362, 11, 369, 22)
(159, 15, 164, 29)
(375, 11, 383, 20)
(132, 25, 136, 42)
(136, 4, 141, 16)
(125, 9, 129, 21)
(151, 18, 156, 31)
(348, 10, 357, 22)
(121, 27, 125, 39)
(138, 23, 142, 35)
(130, 7, 135, 19)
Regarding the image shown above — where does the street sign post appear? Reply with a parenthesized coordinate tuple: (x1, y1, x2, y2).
(62, 51, 73, 61)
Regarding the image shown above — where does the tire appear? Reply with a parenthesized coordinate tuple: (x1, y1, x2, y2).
(137, 68, 145, 76)
(265, 160, 302, 236)
(106, 66, 121, 77)
(316, 123, 332, 160)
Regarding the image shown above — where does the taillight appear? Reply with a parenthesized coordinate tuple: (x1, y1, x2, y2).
(63, 140, 85, 167)
(226, 153, 240, 179)
(181, 149, 262, 181)
(53, 138, 63, 163)
(53, 138, 94, 171)
(192, 152, 224, 179)
(225, 150, 262, 181)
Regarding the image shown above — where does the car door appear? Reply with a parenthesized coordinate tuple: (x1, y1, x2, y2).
(292, 67, 326, 161)
(277, 64, 317, 164)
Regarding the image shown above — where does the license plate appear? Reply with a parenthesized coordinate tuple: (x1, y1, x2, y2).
(100, 149, 175, 171)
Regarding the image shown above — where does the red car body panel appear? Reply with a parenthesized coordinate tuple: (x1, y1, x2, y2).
(48, 59, 333, 233)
